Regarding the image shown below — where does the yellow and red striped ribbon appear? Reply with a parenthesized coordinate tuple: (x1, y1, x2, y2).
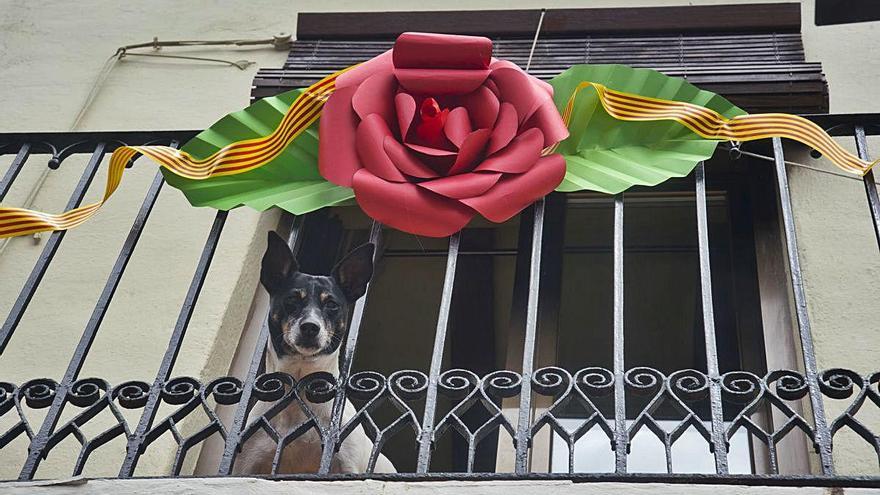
(2, 69, 876, 240)
(546, 81, 879, 176)
(0, 68, 346, 239)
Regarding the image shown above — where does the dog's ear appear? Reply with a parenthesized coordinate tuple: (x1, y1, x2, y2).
(332, 243, 375, 302)
(261, 231, 298, 294)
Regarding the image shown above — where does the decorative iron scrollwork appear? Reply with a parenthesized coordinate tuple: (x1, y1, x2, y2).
(575, 367, 614, 396)
(21, 378, 57, 409)
(254, 372, 294, 402)
(720, 371, 762, 404)
(206, 376, 243, 405)
(438, 369, 479, 399)
(1, 367, 878, 478)
(294, 371, 335, 404)
(68, 378, 108, 407)
(161, 376, 200, 405)
(113, 380, 151, 409)
(768, 370, 809, 401)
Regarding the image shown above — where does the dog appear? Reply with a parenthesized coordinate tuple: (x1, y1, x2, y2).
(233, 231, 396, 474)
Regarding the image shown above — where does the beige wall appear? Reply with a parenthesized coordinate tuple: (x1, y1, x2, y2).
(0, 0, 878, 481)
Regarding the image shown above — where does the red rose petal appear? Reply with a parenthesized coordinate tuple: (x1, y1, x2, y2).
(319, 85, 361, 187)
(394, 68, 490, 96)
(405, 142, 457, 157)
(447, 129, 492, 176)
(356, 114, 407, 183)
(353, 169, 474, 238)
(404, 142, 456, 173)
(489, 65, 551, 125)
(486, 102, 518, 156)
(462, 154, 566, 223)
(383, 136, 439, 179)
(461, 86, 500, 129)
(484, 78, 501, 99)
(532, 77, 554, 97)
(523, 102, 571, 148)
(393, 32, 492, 70)
(418, 172, 502, 199)
(352, 72, 397, 125)
(475, 128, 544, 174)
(444, 107, 472, 148)
(395, 92, 417, 140)
(489, 59, 519, 71)
(337, 50, 393, 89)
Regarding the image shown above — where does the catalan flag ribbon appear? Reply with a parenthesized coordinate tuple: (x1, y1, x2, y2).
(0, 63, 876, 239)
(549, 81, 879, 176)
(0, 69, 345, 239)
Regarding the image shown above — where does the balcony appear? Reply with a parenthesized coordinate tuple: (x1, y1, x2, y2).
(0, 116, 879, 488)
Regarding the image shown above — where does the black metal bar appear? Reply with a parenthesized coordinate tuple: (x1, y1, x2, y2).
(771, 137, 835, 474)
(119, 209, 228, 477)
(0, 143, 32, 201)
(218, 215, 306, 475)
(0, 131, 200, 150)
(854, 126, 880, 249)
(416, 232, 461, 473)
(694, 162, 730, 474)
(612, 193, 627, 473)
(317, 221, 383, 474)
(18, 157, 166, 480)
(513, 198, 546, 474)
(0, 143, 107, 355)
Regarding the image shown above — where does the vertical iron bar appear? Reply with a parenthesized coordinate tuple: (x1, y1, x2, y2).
(318, 221, 383, 474)
(119, 209, 227, 477)
(514, 197, 546, 474)
(612, 193, 627, 473)
(1, 143, 107, 355)
(416, 232, 461, 473)
(218, 215, 306, 475)
(0, 143, 32, 201)
(854, 126, 880, 249)
(695, 162, 730, 474)
(19, 151, 165, 479)
(771, 137, 835, 474)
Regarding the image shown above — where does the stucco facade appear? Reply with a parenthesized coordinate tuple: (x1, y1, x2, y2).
(0, 0, 878, 490)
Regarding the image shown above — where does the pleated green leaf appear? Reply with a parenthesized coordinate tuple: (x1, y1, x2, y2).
(163, 88, 354, 214)
(549, 64, 747, 194)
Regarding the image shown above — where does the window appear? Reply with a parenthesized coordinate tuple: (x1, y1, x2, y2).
(238, 5, 823, 475)
(9, 5, 874, 482)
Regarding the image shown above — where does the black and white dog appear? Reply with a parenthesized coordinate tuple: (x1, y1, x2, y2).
(234, 231, 395, 474)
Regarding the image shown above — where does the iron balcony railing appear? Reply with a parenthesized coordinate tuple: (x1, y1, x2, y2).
(0, 118, 879, 487)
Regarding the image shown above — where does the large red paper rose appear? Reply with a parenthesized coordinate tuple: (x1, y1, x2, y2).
(318, 32, 569, 237)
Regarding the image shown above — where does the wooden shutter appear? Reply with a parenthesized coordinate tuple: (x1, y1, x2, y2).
(253, 4, 827, 113)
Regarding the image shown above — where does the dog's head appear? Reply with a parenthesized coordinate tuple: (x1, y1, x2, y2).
(260, 231, 375, 358)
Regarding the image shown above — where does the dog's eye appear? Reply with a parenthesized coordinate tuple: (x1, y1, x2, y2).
(284, 296, 301, 310)
(325, 300, 340, 311)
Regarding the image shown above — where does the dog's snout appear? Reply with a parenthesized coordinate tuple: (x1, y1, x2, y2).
(300, 322, 320, 338)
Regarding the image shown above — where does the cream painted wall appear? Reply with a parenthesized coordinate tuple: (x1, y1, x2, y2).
(0, 0, 878, 481)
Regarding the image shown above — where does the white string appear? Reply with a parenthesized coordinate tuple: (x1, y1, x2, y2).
(525, 9, 546, 72)
(719, 144, 877, 184)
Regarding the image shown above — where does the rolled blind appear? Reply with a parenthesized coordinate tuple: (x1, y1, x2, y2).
(253, 5, 827, 114)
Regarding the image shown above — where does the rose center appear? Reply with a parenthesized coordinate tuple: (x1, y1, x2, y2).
(415, 97, 449, 146)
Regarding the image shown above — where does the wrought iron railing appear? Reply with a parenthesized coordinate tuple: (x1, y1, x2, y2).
(0, 120, 879, 486)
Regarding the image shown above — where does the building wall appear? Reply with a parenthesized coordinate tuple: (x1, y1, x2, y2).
(0, 0, 877, 483)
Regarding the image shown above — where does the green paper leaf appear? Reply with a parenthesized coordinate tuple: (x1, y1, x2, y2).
(162, 88, 354, 214)
(549, 64, 747, 194)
